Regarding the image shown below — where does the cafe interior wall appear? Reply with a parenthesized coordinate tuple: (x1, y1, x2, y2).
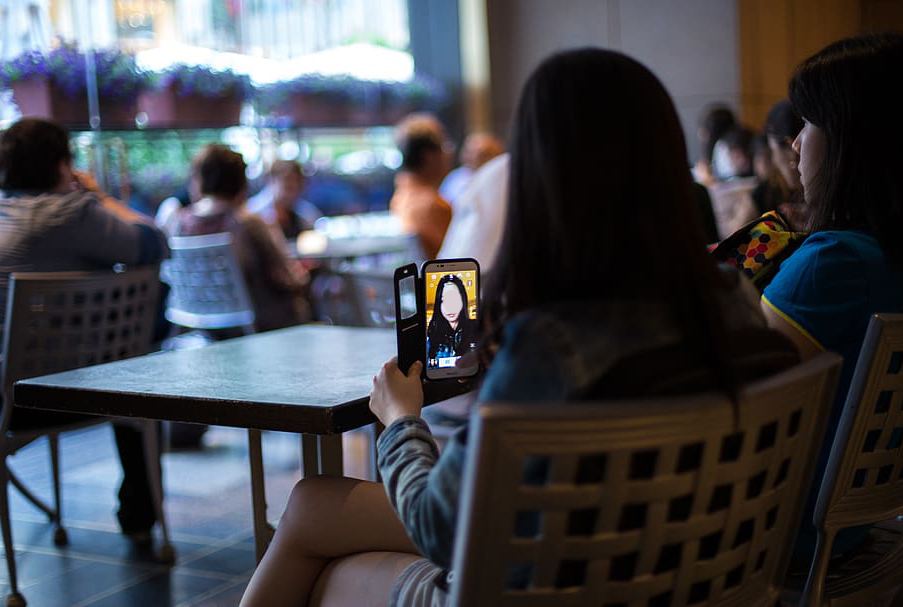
(485, 0, 741, 164)
(738, 0, 903, 129)
(483, 0, 903, 164)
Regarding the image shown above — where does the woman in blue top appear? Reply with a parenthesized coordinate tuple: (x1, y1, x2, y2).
(760, 33, 903, 560)
(241, 49, 789, 607)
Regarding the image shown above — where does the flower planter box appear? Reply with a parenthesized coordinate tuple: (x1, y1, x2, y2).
(271, 93, 351, 127)
(376, 103, 413, 126)
(138, 86, 243, 128)
(10, 76, 137, 129)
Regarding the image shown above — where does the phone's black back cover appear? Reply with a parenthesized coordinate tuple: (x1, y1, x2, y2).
(394, 264, 426, 376)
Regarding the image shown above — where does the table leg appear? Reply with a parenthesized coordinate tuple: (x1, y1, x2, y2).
(300, 434, 318, 478)
(247, 429, 274, 563)
(317, 434, 343, 476)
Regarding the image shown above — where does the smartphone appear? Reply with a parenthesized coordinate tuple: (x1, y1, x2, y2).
(394, 263, 423, 375)
(422, 258, 480, 380)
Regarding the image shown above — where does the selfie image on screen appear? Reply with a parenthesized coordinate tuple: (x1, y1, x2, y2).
(425, 270, 478, 370)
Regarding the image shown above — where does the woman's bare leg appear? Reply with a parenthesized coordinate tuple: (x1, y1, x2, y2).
(309, 551, 424, 607)
(240, 476, 419, 607)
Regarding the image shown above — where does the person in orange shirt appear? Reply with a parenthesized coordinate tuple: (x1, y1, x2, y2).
(389, 113, 453, 259)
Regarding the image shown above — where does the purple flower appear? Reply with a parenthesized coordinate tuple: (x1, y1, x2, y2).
(0, 42, 152, 103)
(254, 73, 447, 115)
(153, 64, 253, 100)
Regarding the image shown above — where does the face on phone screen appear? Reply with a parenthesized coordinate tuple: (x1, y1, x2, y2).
(424, 261, 479, 378)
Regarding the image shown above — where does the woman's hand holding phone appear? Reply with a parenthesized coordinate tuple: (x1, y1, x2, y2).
(370, 357, 424, 427)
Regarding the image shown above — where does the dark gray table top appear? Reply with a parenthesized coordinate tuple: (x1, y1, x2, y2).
(14, 325, 473, 434)
(15, 325, 393, 434)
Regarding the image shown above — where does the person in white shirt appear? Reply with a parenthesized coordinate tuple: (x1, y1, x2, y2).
(439, 133, 504, 207)
(437, 153, 508, 274)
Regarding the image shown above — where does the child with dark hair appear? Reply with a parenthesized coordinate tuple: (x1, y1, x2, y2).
(426, 274, 476, 366)
(761, 32, 903, 561)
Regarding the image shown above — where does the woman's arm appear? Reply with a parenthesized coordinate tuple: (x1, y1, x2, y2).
(370, 359, 464, 567)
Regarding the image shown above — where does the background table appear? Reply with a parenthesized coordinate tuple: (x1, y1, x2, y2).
(13, 324, 470, 560)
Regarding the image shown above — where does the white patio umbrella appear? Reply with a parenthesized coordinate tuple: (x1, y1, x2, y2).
(136, 41, 414, 85)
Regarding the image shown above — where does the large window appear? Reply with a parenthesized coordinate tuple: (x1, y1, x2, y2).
(0, 0, 423, 216)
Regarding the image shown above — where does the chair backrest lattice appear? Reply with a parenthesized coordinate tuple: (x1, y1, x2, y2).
(2, 267, 160, 401)
(162, 232, 254, 330)
(816, 313, 903, 532)
(450, 353, 842, 607)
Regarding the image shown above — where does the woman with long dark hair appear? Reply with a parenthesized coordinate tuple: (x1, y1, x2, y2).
(761, 33, 903, 561)
(241, 48, 788, 607)
(426, 274, 475, 365)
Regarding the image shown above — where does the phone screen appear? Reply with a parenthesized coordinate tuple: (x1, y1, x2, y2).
(423, 260, 479, 379)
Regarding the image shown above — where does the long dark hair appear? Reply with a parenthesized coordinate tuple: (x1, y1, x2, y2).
(482, 48, 738, 396)
(789, 33, 903, 266)
(428, 274, 474, 357)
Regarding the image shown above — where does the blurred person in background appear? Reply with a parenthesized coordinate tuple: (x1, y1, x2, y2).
(692, 104, 736, 186)
(439, 132, 504, 206)
(765, 99, 806, 229)
(247, 160, 323, 241)
(750, 133, 785, 215)
(438, 153, 509, 274)
(708, 125, 758, 238)
(389, 113, 453, 259)
(0, 117, 168, 544)
(172, 144, 309, 332)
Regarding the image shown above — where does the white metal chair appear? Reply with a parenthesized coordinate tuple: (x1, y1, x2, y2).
(0, 267, 174, 607)
(450, 352, 842, 607)
(162, 232, 337, 562)
(162, 232, 255, 333)
(790, 314, 903, 606)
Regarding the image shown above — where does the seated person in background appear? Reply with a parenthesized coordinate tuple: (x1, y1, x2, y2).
(154, 187, 190, 236)
(437, 153, 508, 274)
(761, 32, 903, 564)
(692, 104, 737, 186)
(708, 126, 759, 238)
(439, 132, 504, 206)
(389, 113, 453, 259)
(765, 99, 806, 229)
(247, 160, 323, 240)
(751, 133, 788, 215)
(240, 47, 797, 607)
(0, 117, 168, 543)
(172, 145, 308, 332)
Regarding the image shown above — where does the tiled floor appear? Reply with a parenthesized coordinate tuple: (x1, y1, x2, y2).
(0, 424, 371, 607)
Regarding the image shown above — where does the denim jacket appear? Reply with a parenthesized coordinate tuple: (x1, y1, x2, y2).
(377, 281, 765, 569)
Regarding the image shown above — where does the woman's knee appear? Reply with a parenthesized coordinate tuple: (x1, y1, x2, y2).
(279, 477, 377, 544)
